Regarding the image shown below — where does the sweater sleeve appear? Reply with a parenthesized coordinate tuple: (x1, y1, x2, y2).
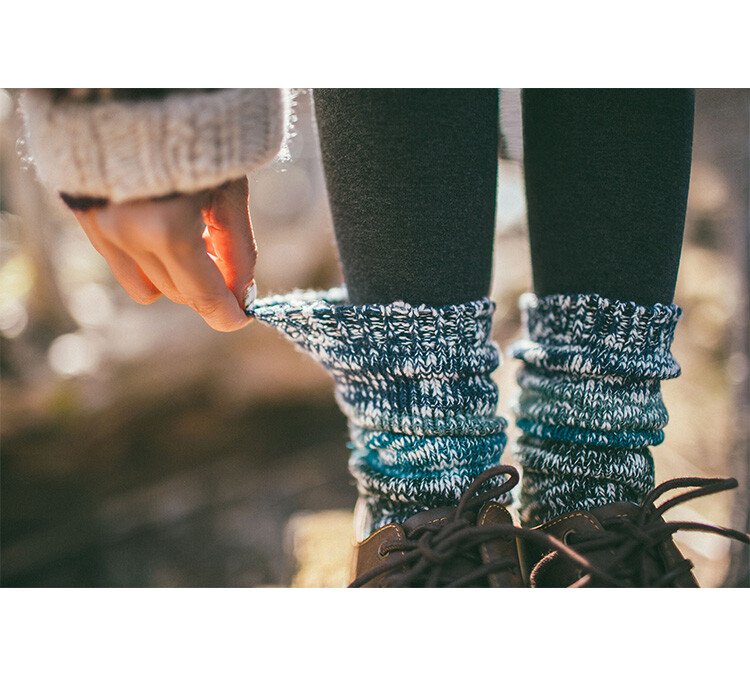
(19, 88, 286, 204)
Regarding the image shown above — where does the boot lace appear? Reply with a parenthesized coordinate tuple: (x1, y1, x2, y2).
(350, 465, 562, 588)
(541, 477, 750, 588)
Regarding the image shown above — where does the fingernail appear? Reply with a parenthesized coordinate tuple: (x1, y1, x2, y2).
(243, 281, 257, 312)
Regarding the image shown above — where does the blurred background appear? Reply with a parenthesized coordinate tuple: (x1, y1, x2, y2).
(1, 89, 748, 587)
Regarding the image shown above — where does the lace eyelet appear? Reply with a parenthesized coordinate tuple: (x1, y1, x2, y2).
(562, 529, 577, 545)
(377, 543, 390, 560)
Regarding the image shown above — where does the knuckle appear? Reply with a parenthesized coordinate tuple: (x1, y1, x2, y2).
(130, 290, 161, 305)
(190, 296, 248, 332)
(191, 296, 224, 318)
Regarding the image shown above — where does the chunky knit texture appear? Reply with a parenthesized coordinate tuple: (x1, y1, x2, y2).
(511, 292, 682, 526)
(247, 288, 508, 538)
(20, 88, 286, 203)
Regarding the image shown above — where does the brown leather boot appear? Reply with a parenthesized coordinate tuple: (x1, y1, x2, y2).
(518, 477, 750, 587)
(349, 465, 528, 587)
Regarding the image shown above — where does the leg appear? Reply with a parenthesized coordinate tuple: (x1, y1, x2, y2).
(249, 90, 517, 584)
(313, 88, 498, 306)
(514, 89, 695, 526)
(523, 88, 693, 306)
(312, 88, 506, 539)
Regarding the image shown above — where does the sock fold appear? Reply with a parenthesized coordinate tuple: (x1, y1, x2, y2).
(248, 287, 508, 537)
(511, 292, 682, 526)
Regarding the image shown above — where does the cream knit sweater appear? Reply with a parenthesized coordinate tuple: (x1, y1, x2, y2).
(20, 88, 287, 203)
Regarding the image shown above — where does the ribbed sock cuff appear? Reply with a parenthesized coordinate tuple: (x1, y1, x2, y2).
(248, 287, 508, 534)
(511, 293, 681, 526)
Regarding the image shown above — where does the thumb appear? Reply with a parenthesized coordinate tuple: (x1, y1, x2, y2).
(202, 177, 258, 306)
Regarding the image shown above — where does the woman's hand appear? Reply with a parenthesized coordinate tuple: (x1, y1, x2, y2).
(72, 177, 256, 332)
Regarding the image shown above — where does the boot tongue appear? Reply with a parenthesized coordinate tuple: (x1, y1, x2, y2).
(401, 506, 456, 534)
(400, 505, 489, 586)
(529, 551, 580, 588)
(585, 501, 642, 523)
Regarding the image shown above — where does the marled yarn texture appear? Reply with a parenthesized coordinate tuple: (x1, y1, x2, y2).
(511, 292, 682, 526)
(247, 288, 508, 535)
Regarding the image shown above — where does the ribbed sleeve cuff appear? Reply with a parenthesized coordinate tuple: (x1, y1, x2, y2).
(21, 88, 285, 203)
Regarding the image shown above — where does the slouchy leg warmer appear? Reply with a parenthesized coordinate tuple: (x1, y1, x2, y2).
(247, 288, 508, 538)
(511, 293, 682, 527)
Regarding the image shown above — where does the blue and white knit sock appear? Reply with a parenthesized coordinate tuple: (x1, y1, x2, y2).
(246, 287, 509, 539)
(511, 292, 682, 527)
